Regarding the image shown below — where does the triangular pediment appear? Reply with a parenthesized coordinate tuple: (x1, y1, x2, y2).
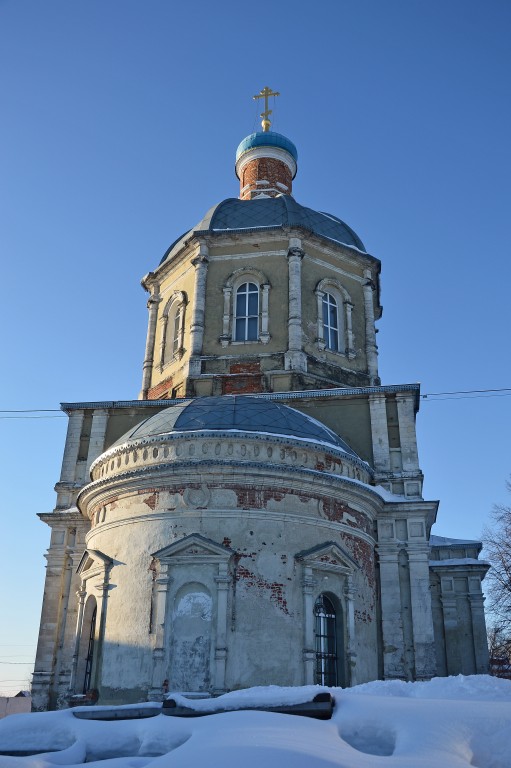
(76, 548, 113, 576)
(295, 541, 359, 573)
(152, 533, 233, 563)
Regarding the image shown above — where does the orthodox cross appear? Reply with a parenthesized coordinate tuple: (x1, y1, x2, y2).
(253, 86, 280, 132)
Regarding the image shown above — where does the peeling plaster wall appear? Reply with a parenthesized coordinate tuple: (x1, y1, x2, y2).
(81, 446, 380, 702)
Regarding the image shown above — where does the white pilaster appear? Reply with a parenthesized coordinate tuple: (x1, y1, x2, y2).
(344, 576, 357, 686)
(407, 546, 436, 679)
(90, 564, 112, 691)
(260, 283, 270, 343)
(315, 289, 326, 349)
(362, 269, 379, 383)
(86, 409, 108, 473)
(220, 286, 232, 347)
(213, 563, 230, 693)
(368, 394, 391, 473)
(440, 587, 461, 675)
(378, 544, 405, 678)
(149, 564, 172, 698)
(189, 245, 209, 358)
(396, 394, 419, 472)
(69, 583, 87, 693)
(468, 592, 490, 673)
(345, 301, 355, 357)
(285, 239, 307, 372)
(302, 566, 315, 684)
(140, 281, 161, 399)
(56, 410, 84, 508)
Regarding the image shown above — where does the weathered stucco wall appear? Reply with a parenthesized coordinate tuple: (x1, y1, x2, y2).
(78, 428, 381, 703)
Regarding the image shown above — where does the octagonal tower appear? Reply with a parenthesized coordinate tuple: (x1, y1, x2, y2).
(140, 127, 381, 401)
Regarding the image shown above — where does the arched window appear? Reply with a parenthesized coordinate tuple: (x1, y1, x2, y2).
(315, 279, 354, 358)
(75, 594, 98, 695)
(160, 292, 187, 368)
(235, 282, 259, 341)
(314, 594, 338, 686)
(83, 605, 97, 693)
(220, 268, 271, 346)
(322, 293, 339, 351)
(171, 305, 182, 356)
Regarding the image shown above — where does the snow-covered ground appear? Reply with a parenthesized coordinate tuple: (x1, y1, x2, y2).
(0, 676, 509, 768)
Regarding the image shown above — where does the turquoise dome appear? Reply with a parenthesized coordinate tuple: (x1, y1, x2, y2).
(236, 131, 298, 164)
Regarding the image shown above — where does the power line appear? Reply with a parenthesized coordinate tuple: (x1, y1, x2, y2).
(0, 409, 61, 413)
(0, 415, 66, 420)
(0, 387, 509, 419)
(0, 657, 34, 660)
(422, 387, 511, 398)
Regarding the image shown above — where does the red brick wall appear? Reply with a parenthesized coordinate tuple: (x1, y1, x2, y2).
(240, 157, 292, 199)
(147, 377, 173, 400)
(221, 362, 263, 394)
(222, 375, 263, 394)
(229, 362, 261, 375)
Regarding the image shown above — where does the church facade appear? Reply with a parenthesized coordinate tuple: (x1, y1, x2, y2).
(32, 103, 489, 710)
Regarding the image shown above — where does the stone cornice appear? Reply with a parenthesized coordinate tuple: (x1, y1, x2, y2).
(78, 458, 385, 518)
(85, 507, 378, 549)
(38, 510, 87, 526)
(88, 431, 372, 483)
(61, 382, 421, 412)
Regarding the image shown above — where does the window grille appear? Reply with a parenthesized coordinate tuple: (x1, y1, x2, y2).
(83, 606, 97, 693)
(314, 594, 338, 686)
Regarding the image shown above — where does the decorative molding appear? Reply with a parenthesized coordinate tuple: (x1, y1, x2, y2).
(152, 533, 233, 566)
(220, 266, 272, 346)
(295, 541, 360, 575)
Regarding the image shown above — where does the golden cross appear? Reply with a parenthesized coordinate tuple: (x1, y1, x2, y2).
(253, 86, 280, 132)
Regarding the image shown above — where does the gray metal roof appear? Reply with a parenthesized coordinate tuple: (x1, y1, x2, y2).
(61, 383, 422, 413)
(111, 395, 359, 456)
(160, 195, 366, 264)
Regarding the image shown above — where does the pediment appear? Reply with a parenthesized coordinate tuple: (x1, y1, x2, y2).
(76, 548, 113, 576)
(152, 533, 233, 564)
(295, 541, 359, 573)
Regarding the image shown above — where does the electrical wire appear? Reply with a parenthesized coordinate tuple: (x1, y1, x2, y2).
(0, 387, 509, 419)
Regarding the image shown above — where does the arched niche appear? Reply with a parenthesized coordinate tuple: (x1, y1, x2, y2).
(169, 582, 213, 692)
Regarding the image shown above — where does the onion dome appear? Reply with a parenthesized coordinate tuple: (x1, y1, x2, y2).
(236, 131, 298, 164)
(235, 130, 298, 200)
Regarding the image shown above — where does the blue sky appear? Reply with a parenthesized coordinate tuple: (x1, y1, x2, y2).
(1, 0, 510, 694)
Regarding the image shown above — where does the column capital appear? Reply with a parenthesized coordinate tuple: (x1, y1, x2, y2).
(214, 575, 231, 588)
(191, 253, 209, 268)
(287, 246, 305, 260)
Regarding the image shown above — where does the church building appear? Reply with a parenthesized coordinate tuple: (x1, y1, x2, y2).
(31, 89, 489, 710)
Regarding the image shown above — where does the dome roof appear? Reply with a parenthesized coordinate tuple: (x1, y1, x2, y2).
(160, 195, 365, 264)
(112, 395, 359, 457)
(235, 131, 298, 163)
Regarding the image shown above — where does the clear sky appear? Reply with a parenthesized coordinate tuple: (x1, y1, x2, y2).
(1, 0, 510, 696)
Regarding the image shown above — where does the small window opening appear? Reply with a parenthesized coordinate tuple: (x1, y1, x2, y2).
(83, 606, 97, 693)
(235, 283, 259, 341)
(314, 594, 338, 686)
(322, 293, 339, 351)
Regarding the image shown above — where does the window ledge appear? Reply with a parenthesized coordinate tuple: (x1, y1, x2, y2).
(160, 349, 185, 371)
(317, 345, 357, 361)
